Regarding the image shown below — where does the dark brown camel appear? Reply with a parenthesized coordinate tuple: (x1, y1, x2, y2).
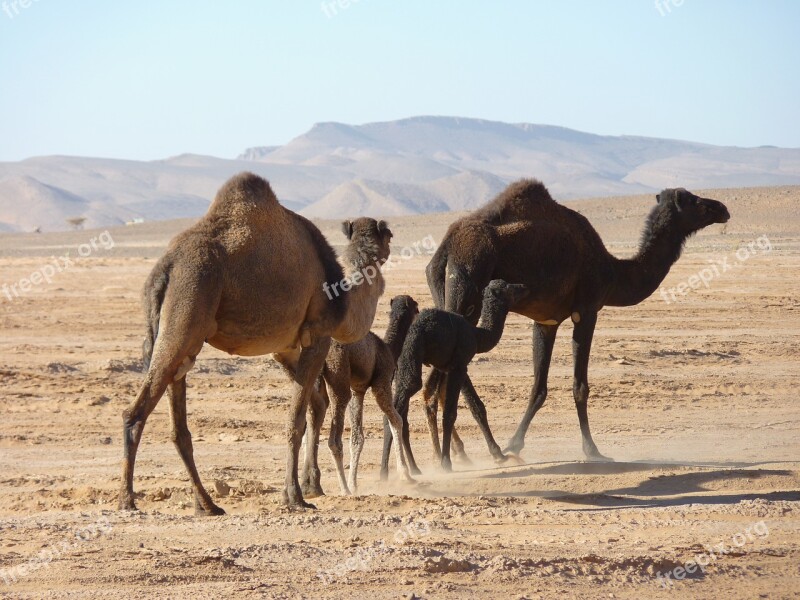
(383, 280, 528, 473)
(119, 172, 390, 513)
(425, 180, 730, 461)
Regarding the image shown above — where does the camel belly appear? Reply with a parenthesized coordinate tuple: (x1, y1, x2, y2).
(207, 323, 301, 356)
(514, 299, 571, 326)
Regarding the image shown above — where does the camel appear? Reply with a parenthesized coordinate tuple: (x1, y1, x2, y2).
(119, 172, 391, 513)
(425, 180, 730, 462)
(383, 280, 528, 473)
(296, 216, 392, 499)
(323, 294, 419, 495)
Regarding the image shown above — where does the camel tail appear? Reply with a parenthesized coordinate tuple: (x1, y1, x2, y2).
(142, 264, 170, 371)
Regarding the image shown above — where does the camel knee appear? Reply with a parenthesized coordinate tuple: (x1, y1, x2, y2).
(170, 425, 192, 446)
(573, 382, 589, 404)
(424, 395, 438, 418)
(350, 424, 364, 449)
(328, 435, 344, 458)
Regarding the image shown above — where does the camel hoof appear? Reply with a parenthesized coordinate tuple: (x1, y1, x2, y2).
(503, 440, 524, 455)
(195, 503, 226, 516)
(440, 460, 453, 473)
(379, 470, 389, 481)
(586, 452, 614, 463)
(118, 493, 140, 512)
(410, 465, 423, 476)
(402, 476, 418, 486)
(495, 452, 525, 466)
(282, 489, 317, 510)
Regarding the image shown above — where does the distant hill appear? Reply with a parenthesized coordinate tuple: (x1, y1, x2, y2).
(2, 116, 799, 232)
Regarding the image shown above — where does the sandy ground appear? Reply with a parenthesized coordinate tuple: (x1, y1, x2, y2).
(0, 185, 798, 599)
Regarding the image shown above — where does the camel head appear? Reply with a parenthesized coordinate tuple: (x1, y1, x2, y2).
(483, 279, 530, 309)
(389, 294, 419, 320)
(655, 188, 730, 235)
(341, 218, 393, 266)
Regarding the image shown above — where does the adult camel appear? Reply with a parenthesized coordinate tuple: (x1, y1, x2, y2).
(425, 179, 729, 462)
(119, 172, 391, 512)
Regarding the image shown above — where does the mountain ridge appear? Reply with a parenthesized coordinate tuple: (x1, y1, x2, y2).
(2, 116, 799, 232)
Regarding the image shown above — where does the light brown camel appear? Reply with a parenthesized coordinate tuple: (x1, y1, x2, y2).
(119, 172, 391, 513)
(323, 294, 418, 495)
(425, 180, 730, 462)
(295, 217, 391, 498)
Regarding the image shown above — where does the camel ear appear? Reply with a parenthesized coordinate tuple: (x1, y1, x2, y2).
(656, 190, 674, 205)
(377, 220, 392, 239)
(341, 220, 353, 240)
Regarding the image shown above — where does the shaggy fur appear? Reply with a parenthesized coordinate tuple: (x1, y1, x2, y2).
(119, 172, 390, 514)
(384, 280, 528, 473)
(323, 295, 418, 494)
(425, 180, 730, 461)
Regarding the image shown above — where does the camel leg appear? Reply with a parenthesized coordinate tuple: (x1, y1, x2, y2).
(327, 379, 353, 496)
(274, 355, 328, 500)
(459, 376, 503, 461)
(380, 415, 393, 481)
(383, 366, 423, 479)
(450, 426, 471, 464)
(301, 385, 328, 498)
(506, 323, 558, 454)
(572, 312, 611, 461)
(168, 377, 224, 515)
(399, 390, 422, 476)
(435, 377, 471, 464)
(373, 381, 415, 485)
(119, 371, 170, 510)
(440, 366, 466, 472)
(281, 338, 330, 509)
(382, 389, 421, 478)
(423, 369, 443, 460)
(347, 391, 365, 493)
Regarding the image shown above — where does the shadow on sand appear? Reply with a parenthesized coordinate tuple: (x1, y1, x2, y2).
(419, 460, 800, 509)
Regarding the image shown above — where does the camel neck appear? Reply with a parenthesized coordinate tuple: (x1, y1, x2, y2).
(474, 300, 509, 353)
(383, 311, 415, 362)
(606, 213, 688, 307)
(331, 262, 385, 344)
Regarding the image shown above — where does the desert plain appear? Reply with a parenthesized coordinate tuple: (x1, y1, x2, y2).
(0, 185, 798, 598)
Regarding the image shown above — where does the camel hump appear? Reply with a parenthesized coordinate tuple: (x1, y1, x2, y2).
(207, 172, 279, 217)
(473, 178, 556, 223)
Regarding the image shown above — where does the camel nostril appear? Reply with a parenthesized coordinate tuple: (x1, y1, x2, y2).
(465, 305, 475, 316)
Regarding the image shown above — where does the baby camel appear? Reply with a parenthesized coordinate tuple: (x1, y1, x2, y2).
(383, 280, 528, 474)
(323, 295, 419, 494)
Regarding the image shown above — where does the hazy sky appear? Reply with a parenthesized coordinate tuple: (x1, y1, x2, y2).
(1, 0, 798, 161)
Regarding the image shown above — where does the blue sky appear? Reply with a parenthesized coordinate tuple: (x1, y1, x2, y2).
(1, 0, 798, 161)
